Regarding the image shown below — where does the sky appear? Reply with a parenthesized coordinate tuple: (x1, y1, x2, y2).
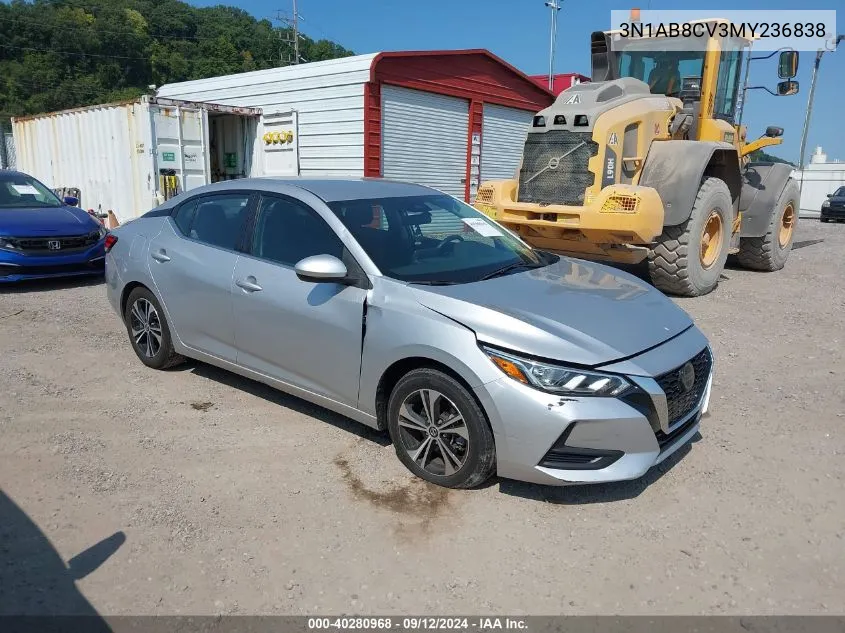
(192, 0, 844, 164)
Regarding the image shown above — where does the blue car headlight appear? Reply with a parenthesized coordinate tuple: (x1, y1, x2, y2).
(482, 345, 632, 397)
(0, 237, 19, 251)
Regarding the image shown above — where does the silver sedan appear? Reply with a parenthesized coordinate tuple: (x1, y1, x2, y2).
(106, 178, 713, 488)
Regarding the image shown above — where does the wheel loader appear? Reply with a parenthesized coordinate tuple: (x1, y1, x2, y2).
(474, 18, 801, 296)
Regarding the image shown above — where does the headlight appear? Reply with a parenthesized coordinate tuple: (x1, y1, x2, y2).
(482, 345, 632, 397)
(822, 200, 830, 209)
(0, 237, 18, 251)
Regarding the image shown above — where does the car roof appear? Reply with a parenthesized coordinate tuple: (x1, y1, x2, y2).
(181, 177, 442, 203)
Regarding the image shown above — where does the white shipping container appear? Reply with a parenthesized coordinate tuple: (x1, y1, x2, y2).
(12, 96, 263, 222)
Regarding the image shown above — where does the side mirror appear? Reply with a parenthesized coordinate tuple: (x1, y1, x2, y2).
(776, 80, 799, 96)
(828, 193, 834, 198)
(63, 196, 79, 206)
(778, 50, 799, 79)
(294, 254, 348, 283)
(764, 126, 784, 138)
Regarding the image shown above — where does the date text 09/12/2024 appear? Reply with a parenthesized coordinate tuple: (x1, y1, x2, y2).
(307, 617, 528, 631)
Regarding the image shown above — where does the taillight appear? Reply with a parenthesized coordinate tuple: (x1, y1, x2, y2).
(104, 234, 118, 252)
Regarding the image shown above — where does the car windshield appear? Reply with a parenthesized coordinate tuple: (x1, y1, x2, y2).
(0, 173, 64, 209)
(328, 194, 556, 284)
(835, 187, 845, 197)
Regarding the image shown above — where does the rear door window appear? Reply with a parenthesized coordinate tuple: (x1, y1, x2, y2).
(174, 194, 252, 251)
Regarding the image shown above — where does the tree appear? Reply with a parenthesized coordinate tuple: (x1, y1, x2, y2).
(0, 0, 354, 125)
(748, 149, 795, 167)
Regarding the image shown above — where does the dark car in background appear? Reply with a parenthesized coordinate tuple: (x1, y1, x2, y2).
(820, 186, 845, 223)
(0, 170, 107, 282)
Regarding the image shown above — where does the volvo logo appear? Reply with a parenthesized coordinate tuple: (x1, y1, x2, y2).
(547, 157, 560, 170)
(679, 362, 695, 393)
(47, 240, 61, 250)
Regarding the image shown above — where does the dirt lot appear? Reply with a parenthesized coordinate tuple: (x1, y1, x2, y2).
(1, 220, 843, 616)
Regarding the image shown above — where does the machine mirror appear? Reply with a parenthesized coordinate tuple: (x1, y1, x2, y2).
(778, 51, 799, 79)
(764, 126, 784, 138)
(776, 80, 799, 96)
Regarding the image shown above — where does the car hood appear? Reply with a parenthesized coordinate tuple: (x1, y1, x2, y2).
(411, 258, 694, 367)
(0, 206, 99, 237)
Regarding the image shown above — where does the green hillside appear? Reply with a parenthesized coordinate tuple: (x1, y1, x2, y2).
(0, 0, 353, 124)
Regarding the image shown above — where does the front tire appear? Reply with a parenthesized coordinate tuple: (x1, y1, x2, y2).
(736, 179, 799, 271)
(387, 368, 496, 489)
(124, 286, 183, 370)
(647, 177, 733, 297)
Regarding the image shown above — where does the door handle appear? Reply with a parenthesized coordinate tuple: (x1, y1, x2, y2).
(151, 249, 171, 263)
(236, 277, 263, 292)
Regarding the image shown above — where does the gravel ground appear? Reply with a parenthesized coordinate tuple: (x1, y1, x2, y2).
(1, 220, 843, 616)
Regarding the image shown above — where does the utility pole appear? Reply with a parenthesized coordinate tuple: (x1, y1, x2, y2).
(292, 0, 300, 66)
(798, 35, 842, 171)
(544, 0, 562, 91)
(273, 1, 307, 65)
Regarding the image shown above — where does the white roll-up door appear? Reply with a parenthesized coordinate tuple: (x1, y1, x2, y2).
(480, 104, 533, 182)
(381, 85, 469, 199)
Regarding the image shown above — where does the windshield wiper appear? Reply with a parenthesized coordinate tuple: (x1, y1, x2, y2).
(479, 261, 544, 281)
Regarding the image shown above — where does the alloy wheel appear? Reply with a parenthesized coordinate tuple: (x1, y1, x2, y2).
(396, 389, 470, 477)
(129, 298, 163, 358)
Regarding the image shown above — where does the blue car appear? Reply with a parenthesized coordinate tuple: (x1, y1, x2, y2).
(0, 170, 107, 282)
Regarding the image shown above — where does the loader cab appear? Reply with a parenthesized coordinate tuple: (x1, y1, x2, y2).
(596, 21, 752, 142)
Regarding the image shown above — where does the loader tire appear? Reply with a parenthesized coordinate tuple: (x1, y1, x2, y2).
(736, 179, 799, 271)
(648, 177, 732, 297)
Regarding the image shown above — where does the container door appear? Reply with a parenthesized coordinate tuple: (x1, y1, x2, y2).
(259, 110, 300, 177)
(150, 104, 210, 200)
(480, 104, 533, 183)
(381, 85, 469, 200)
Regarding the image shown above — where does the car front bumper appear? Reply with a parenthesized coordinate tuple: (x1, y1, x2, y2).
(0, 242, 106, 282)
(473, 327, 712, 486)
(821, 205, 845, 219)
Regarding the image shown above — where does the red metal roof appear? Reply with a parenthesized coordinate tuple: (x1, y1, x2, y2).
(370, 50, 555, 111)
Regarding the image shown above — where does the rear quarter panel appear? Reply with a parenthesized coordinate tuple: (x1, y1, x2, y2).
(105, 218, 164, 319)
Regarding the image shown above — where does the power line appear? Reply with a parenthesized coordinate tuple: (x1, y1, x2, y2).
(0, 10, 286, 44)
(0, 42, 286, 67)
(0, 42, 149, 60)
(272, 0, 307, 65)
(0, 14, 209, 42)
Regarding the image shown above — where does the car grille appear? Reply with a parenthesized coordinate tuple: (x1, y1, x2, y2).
(5, 232, 101, 255)
(654, 414, 699, 450)
(517, 130, 598, 206)
(654, 347, 713, 426)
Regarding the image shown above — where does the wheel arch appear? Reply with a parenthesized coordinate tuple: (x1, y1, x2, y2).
(738, 162, 797, 238)
(120, 281, 150, 322)
(639, 140, 741, 227)
(375, 357, 486, 432)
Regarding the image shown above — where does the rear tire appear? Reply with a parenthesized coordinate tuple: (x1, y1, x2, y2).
(647, 177, 733, 297)
(124, 286, 184, 370)
(736, 179, 799, 271)
(387, 368, 496, 489)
